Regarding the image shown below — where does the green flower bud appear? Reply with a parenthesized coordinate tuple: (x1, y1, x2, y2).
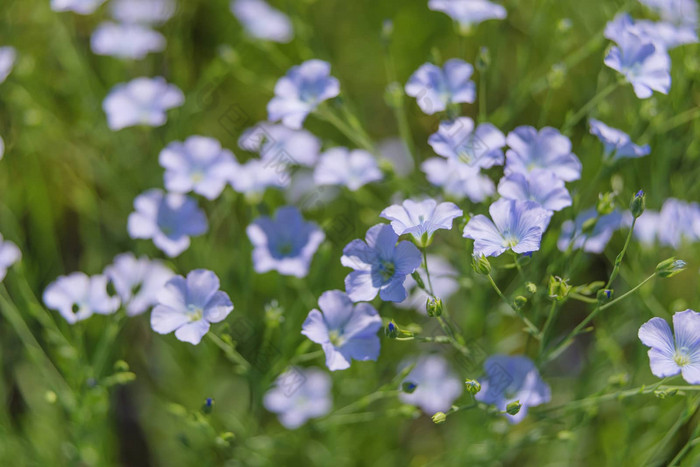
(656, 258, 686, 278)
(426, 297, 443, 317)
(525, 282, 537, 294)
(472, 255, 491, 275)
(630, 190, 646, 218)
(548, 276, 571, 301)
(201, 397, 214, 415)
(597, 289, 613, 304)
(411, 271, 426, 291)
(597, 192, 616, 216)
(581, 217, 598, 235)
(654, 389, 678, 399)
(547, 63, 566, 89)
(476, 47, 490, 72)
(465, 379, 481, 395)
(513, 296, 528, 310)
(402, 381, 417, 394)
(506, 400, 522, 416)
(385, 321, 398, 339)
(432, 411, 447, 424)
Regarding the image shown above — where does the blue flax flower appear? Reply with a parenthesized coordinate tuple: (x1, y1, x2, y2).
(605, 13, 697, 51)
(239, 122, 320, 167)
(380, 198, 463, 246)
(639, 309, 700, 384)
(91, 22, 165, 59)
(267, 60, 340, 129)
(428, 117, 506, 168)
(314, 147, 382, 191)
(604, 29, 671, 99)
(399, 354, 463, 415)
(263, 367, 332, 429)
(51, 0, 105, 14)
(128, 189, 208, 257)
(341, 224, 422, 302)
(43, 273, 120, 324)
(463, 198, 550, 257)
(246, 206, 325, 278)
(656, 198, 700, 248)
(0, 46, 16, 84)
(111, 0, 175, 24)
(476, 355, 551, 423)
(104, 253, 174, 316)
(405, 59, 476, 115)
(557, 208, 630, 253)
(0, 234, 20, 282)
(231, 0, 293, 43)
(428, 0, 507, 31)
(159, 136, 238, 200)
(589, 118, 651, 160)
(497, 170, 572, 214)
(505, 126, 582, 181)
(103, 77, 184, 130)
(422, 157, 495, 202)
(397, 255, 459, 313)
(151, 269, 233, 345)
(302, 290, 382, 371)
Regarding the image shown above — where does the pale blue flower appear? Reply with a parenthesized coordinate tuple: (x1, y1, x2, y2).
(127, 189, 208, 257)
(378, 138, 414, 176)
(399, 354, 463, 415)
(302, 290, 382, 371)
(589, 118, 651, 160)
(639, 0, 698, 29)
(639, 309, 700, 384)
(228, 158, 288, 198)
(497, 170, 572, 213)
(476, 355, 551, 423)
(91, 22, 166, 59)
(397, 255, 458, 313)
(557, 208, 630, 253)
(380, 198, 463, 245)
(263, 367, 332, 429)
(51, 0, 106, 14)
(505, 126, 582, 181)
(657, 198, 700, 248)
(111, 0, 176, 24)
(239, 123, 320, 167)
(314, 147, 382, 191)
(151, 269, 233, 345)
(605, 13, 697, 51)
(267, 60, 340, 129)
(428, 0, 507, 30)
(428, 117, 506, 168)
(634, 210, 661, 246)
(159, 136, 238, 200)
(604, 29, 671, 99)
(341, 224, 422, 302)
(103, 77, 184, 130)
(463, 198, 550, 257)
(231, 0, 293, 43)
(405, 59, 476, 115)
(247, 206, 325, 278)
(422, 157, 495, 202)
(0, 46, 16, 84)
(43, 273, 120, 324)
(0, 234, 20, 282)
(104, 253, 174, 316)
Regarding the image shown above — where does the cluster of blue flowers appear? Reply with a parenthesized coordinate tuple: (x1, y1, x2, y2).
(0, 0, 691, 435)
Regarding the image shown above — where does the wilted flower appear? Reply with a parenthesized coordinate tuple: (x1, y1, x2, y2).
(604, 30, 671, 99)
(428, 117, 506, 168)
(397, 255, 459, 313)
(43, 273, 120, 324)
(0, 234, 21, 282)
(498, 170, 572, 213)
(380, 198, 463, 246)
(263, 367, 332, 429)
(589, 118, 651, 160)
(104, 253, 174, 316)
(239, 123, 320, 167)
(428, 0, 507, 31)
(314, 147, 383, 191)
(91, 22, 166, 60)
(463, 198, 550, 257)
(405, 59, 476, 115)
(151, 269, 233, 345)
(51, 0, 106, 14)
(267, 60, 340, 129)
(505, 126, 582, 181)
(301, 290, 382, 371)
(231, 0, 293, 43)
(247, 206, 325, 278)
(476, 355, 551, 423)
(0, 46, 16, 84)
(159, 136, 238, 200)
(103, 77, 184, 130)
(422, 157, 495, 202)
(557, 208, 630, 253)
(398, 354, 463, 415)
(110, 0, 176, 24)
(127, 189, 208, 257)
(639, 309, 700, 384)
(341, 224, 422, 302)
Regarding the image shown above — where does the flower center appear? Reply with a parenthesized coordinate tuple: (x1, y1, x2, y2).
(378, 260, 396, 282)
(674, 349, 691, 367)
(187, 304, 204, 322)
(501, 231, 519, 248)
(277, 242, 294, 257)
(191, 170, 205, 184)
(328, 329, 345, 347)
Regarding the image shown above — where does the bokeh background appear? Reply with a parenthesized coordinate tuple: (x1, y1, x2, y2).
(1, 0, 699, 465)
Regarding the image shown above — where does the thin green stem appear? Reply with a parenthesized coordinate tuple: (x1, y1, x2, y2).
(605, 217, 637, 289)
(562, 81, 620, 133)
(487, 274, 540, 338)
(539, 301, 559, 353)
(207, 333, 251, 374)
(314, 106, 374, 153)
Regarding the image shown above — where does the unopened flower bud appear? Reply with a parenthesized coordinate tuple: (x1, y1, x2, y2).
(525, 282, 537, 294)
(513, 296, 527, 310)
(597, 192, 616, 216)
(201, 397, 214, 415)
(402, 381, 417, 394)
(432, 411, 447, 424)
(597, 288, 613, 304)
(656, 258, 686, 278)
(465, 379, 481, 395)
(426, 297, 443, 317)
(411, 271, 426, 290)
(654, 389, 678, 399)
(476, 47, 490, 72)
(472, 255, 491, 275)
(385, 321, 398, 339)
(506, 400, 522, 416)
(548, 276, 571, 301)
(630, 190, 646, 218)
